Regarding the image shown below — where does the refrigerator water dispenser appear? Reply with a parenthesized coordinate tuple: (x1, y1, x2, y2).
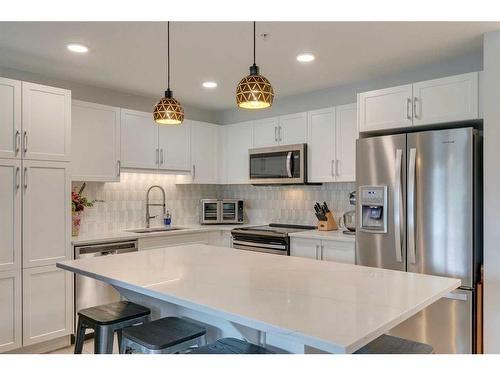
(359, 185, 388, 233)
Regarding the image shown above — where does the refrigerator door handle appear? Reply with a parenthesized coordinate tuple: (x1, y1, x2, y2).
(408, 147, 417, 264)
(394, 149, 403, 263)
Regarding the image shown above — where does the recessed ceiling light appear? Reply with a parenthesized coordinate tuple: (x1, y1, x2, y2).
(296, 53, 315, 63)
(67, 43, 89, 53)
(202, 81, 218, 88)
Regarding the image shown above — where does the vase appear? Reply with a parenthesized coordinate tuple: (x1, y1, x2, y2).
(72, 211, 82, 237)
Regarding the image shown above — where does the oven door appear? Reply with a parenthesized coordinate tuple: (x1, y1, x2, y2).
(201, 199, 221, 224)
(220, 200, 241, 223)
(232, 236, 288, 255)
(249, 144, 306, 185)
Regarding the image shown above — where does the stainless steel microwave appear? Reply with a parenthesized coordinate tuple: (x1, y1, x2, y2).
(249, 143, 307, 185)
(200, 199, 244, 224)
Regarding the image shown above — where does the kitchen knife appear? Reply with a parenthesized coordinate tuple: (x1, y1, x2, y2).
(322, 201, 330, 213)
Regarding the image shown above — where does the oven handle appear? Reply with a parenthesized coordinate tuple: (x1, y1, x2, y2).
(232, 240, 286, 251)
(233, 243, 287, 255)
(286, 151, 293, 178)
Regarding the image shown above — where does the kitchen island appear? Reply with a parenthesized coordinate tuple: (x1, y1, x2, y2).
(57, 244, 460, 354)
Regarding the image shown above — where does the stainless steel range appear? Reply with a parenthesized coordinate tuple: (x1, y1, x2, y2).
(231, 223, 316, 256)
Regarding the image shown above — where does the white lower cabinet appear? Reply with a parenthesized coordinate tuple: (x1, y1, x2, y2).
(22, 265, 73, 347)
(0, 269, 22, 353)
(290, 237, 355, 264)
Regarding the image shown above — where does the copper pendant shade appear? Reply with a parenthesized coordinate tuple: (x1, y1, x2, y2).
(236, 22, 274, 109)
(154, 22, 184, 125)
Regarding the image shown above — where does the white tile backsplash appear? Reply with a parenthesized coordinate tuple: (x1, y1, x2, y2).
(73, 173, 355, 234)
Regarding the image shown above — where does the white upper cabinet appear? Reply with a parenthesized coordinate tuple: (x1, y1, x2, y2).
(0, 159, 21, 272)
(412, 72, 478, 126)
(120, 109, 158, 170)
(22, 82, 71, 162)
(223, 122, 254, 184)
(0, 269, 22, 353)
(358, 84, 413, 132)
(278, 112, 308, 145)
(158, 120, 191, 171)
(71, 100, 121, 182)
(358, 72, 480, 132)
(0, 78, 21, 159)
(22, 161, 71, 268)
(178, 121, 219, 184)
(253, 117, 279, 147)
(22, 265, 73, 346)
(335, 103, 358, 182)
(307, 107, 336, 183)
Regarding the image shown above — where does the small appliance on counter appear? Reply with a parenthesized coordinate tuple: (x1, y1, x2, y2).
(200, 199, 244, 224)
(339, 191, 356, 235)
(314, 201, 338, 231)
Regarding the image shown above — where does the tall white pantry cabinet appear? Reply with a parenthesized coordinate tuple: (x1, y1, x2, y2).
(0, 77, 72, 353)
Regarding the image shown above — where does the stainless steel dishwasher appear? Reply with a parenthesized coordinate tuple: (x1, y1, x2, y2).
(74, 240, 138, 332)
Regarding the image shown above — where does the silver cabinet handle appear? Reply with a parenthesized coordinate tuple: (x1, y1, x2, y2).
(23, 167, 27, 189)
(15, 130, 20, 155)
(413, 97, 419, 119)
(155, 148, 159, 166)
(408, 147, 417, 264)
(160, 148, 164, 165)
(331, 160, 335, 177)
(192, 164, 196, 181)
(15, 167, 20, 189)
(315, 245, 319, 260)
(274, 126, 278, 142)
(23, 131, 28, 154)
(320, 244, 324, 260)
(279, 126, 282, 142)
(406, 98, 412, 120)
(394, 149, 403, 263)
(116, 160, 121, 177)
(286, 151, 293, 178)
(336, 160, 340, 176)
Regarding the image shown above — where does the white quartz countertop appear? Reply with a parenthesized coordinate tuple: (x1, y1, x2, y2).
(289, 229, 356, 242)
(71, 224, 258, 246)
(57, 244, 460, 353)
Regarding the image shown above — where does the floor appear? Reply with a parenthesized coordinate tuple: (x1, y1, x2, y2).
(48, 335, 120, 354)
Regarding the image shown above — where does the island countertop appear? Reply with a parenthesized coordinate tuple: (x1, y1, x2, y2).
(57, 244, 460, 353)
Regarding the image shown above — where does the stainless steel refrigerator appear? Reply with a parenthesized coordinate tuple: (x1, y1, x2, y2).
(355, 127, 482, 354)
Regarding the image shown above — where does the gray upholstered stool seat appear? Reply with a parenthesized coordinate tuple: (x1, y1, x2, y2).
(188, 338, 275, 354)
(120, 317, 207, 354)
(74, 301, 151, 354)
(354, 334, 434, 354)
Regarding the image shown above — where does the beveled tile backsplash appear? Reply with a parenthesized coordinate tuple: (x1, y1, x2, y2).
(73, 173, 356, 235)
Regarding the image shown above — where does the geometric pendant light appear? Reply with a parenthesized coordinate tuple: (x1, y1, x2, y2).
(153, 21, 184, 125)
(236, 21, 274, 109)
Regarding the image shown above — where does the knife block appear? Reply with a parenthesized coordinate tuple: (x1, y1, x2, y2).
(317, 211, 338, 231)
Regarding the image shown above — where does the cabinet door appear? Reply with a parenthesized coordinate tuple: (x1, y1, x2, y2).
(307, 108, 336, 183)
(290, 238, 320, 259)
(120, 109, 158, 170)
(0, 269, 22, 353)
(158, 120, 191, 171)
(413, 72, 478, 126)
(279, 112, 307, 145)
(22, 161, 71, 268)
(335, 103, 358, 182)
(0, 78, 21, 159)
(358, 84, 413, 132)
(321, 240, 355, 264)
(0, 159, 21, 271)
(23, 265, 73, 346)
(224, 122, 254, 184)
(22, 82, 71, 162)
(71, 100, 121, 182)
(189, 121, 219, 183)
(253, 117, 279, 148)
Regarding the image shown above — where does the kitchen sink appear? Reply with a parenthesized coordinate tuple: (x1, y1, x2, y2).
(125, 227, 185, 234)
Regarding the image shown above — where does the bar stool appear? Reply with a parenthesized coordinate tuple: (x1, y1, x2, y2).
(188, 338, 275, 354)
(354, 334, 434, 354)
(74, 301, 151, 354)
(120, 317, 207, 354)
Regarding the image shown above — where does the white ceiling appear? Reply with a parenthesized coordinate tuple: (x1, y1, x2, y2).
(0, 22, 498, 111)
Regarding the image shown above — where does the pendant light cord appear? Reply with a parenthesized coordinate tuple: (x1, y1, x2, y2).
(167, 21, 170, 91)
(253, 21, 256, 66)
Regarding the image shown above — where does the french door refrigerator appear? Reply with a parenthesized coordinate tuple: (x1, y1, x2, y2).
(355, 127, 481, 354)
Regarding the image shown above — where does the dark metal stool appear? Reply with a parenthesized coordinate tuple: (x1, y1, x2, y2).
(188, 337, 275, 354)
(354, 334, 434, 354)
(120, 317, 207, 354)
(74, 301, 151, 354)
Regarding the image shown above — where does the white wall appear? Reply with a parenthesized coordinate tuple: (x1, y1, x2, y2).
(482, 30, 500, 354)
